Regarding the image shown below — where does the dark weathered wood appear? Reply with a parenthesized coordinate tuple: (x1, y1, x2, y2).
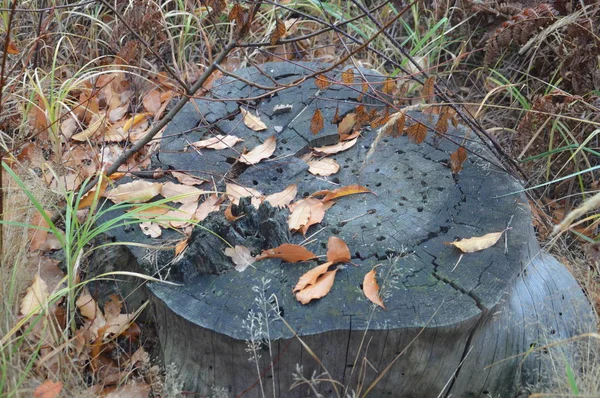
(94, 62, 596, 397)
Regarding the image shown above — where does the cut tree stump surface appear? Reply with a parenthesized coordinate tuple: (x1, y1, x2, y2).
(94, 62, 596, 397)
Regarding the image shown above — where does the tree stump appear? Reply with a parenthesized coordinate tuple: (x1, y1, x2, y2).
(94, 62, 596, 397)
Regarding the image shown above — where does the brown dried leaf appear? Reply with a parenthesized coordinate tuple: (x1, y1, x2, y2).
(363, 268, 385, 308)
(228, 2, 242, 21)
(337, 113, 356, 136)
(319, 184, 372, 202)
(450, 147, 467, 174)
(342, 68, 354, 84)
(194, 194, 221, 221)
(406, 122, 427, 144)
(264, 184, 297, 207)
(299, 199, 329, 236)
(104, 181, 162, 204)
(383, 78, 395, 95)
(295, 268, 337, 304)
(175, 239, 188, 256)
(167, 201, 199, 228)
(257, 243, 317, 263)
(190, 134, 243, 150)
(422, 76, 436, 102)
(122, 113, 151, 133)
(310, 109, 324, 135)
(240, 107, 267, 131)
(224, 245, 255, 272)
(160, 181, 203, 203)
(142, 89, 162, 115)
(293, 261, 332, 292)
(20, 274, 49, 316)
(34, 380, 63, 398)
(239, 136, 276, 165)
(307, 158, 340, 176)
(435, 110, 450, 134)
(446, 230, 506, 253)
(288, 199, 312, 231)
(270, 18, 286, 45)
(226, 183, 263, 207)
(171, 171, 207, 186)
(312, 137, 358, 155)
(314, 75, 331, 90)
(327, 236, 350, 264)
(71, 116, 105, 141)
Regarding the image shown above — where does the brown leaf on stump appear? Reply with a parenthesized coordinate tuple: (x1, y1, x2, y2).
(450, 146, 467, 174)
(310, 109, 324, 135)
(406, 122, 428, 144)
(314, 75, 331, 90)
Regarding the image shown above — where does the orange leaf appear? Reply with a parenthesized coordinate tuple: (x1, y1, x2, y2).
(342, 68, 354, 84)
(450, 146, 467, 174)
(257, 243, 317, 263)
(295, 268, 338, 304)
(383, 78, 395, 95)
(310, 109, 324, 135)
(239, 136, 276, 165)
(327, 236, 350, 264)
(435, 110, 450, 134)
(314, 75, 331, 90)
(270, 18, 286, 45)
(293, 261, 332, 292)
(319, 184, 372, 202)
(34, 380, 62, 398)
(406, 122, 427, 144)
(6, 40, 19, 55)
(299, 199, 330, 236)
(422, 76, 436, 102)
(363, 268, 385, 309)
(228, 2, 242, 21)
(175, 238, 188, 256)
(337, 113, 356, 136)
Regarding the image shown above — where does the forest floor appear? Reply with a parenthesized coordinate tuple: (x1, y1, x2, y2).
(0, 0, 598, 396)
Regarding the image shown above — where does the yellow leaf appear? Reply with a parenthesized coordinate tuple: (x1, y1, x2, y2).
(239, 136, 276, 165)
(123, 113, 151, 133)
(447, 230, 507, 253)
(295, 268, 338, 304)
(363, 268, 385, 309)
(240, 107, 267, 131)
(307, 158, 340, 176)
(264, 184, 297, 207)
(318, 184, 372, 202)
(20, 274, 49, 316)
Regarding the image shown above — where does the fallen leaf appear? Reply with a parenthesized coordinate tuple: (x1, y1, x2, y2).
(383, 78, 395, 95)
(6, 39, 18, 55)
(310, 109, 324, 135)
(299, 199, 330, 235)
(76, 291, 102, 321)
(142, 89, 162, 115)
(108, 103, 129, 123)
(422, 76, 436, 102)
(446, 230, 507, 253)
(194, 194, 221, 221)
(337, 113, 356, 136)
(270, 18, 286, 45)
(175, 239, 188, 256)
(312, 137, 358, 155)
(171, 171, 207, 186)
(257, 243, 317, 263)
(29, 210, 52, 251)
(293, 261, 332, 292)
(104, 381, 151, 398)
(450, 147, 467, 174)
(190, 134, 243, 150)
(239, 136, 276, 165)
(224, 203, 243, 221)
(139, 222, 161, 238)
(394, 112, 406, 137)
(122, 113, 151, 132)
(240, 107, 267, 131)
(224, 245, 256, 272)
(327, 236, 351, 264)
(318, 184, 372, 202)
(363, 268, 385, 308)
(295, 269, 338, 304)
(104, 181, 162, 204)
(307, 158, 340, 176)
(264, 184, 297, 207)
(127, 204, 171, 220)
(288, 199, 312, 231)
(20, 274, 49, 316)
(314, 75, 331, 90)
(71, 116, 105, 141)
(160, 181, 203, 203)
(167, 201, 199, 228)
(226, 183, 263, 207)
(34, 380, 63, 398)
